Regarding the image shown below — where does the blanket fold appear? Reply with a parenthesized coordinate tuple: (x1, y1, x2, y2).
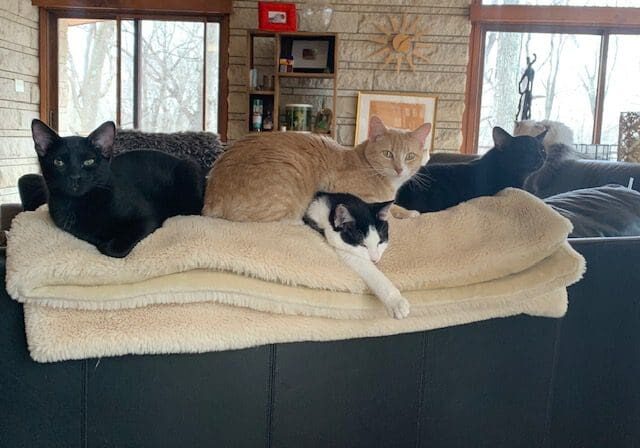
(6, 188, 585, 362)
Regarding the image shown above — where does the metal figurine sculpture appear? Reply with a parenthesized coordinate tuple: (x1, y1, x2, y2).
(516, 53, 537, 121)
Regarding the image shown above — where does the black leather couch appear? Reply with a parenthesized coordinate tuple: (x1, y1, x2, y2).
(2, 237, 639, 447)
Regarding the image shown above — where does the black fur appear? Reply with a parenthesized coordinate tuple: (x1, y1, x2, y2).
(18, 173, 48, 212)
(524, 143, 640, 198)
(31, 119, 204, 258)
(396, 127, 546, 213)
(303, 192, 391, 247)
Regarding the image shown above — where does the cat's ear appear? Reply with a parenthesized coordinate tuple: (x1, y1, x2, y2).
(31, 119, 59, 157)
(371, 201, 393, 221)
(492, 127, 513, 148)
(535, 128, 548, 143)
(368, 116, 387, 142)
(333, 204, 355, 229)
(410, 122, 432, 148)
(88, 121, 116, 158)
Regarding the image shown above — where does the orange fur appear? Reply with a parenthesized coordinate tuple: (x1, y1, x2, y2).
(203, 118, 431, 222)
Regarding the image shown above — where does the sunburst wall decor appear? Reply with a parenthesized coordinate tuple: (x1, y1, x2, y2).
(367, 15, 431, 74)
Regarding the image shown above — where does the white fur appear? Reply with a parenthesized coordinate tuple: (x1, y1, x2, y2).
(337, 250, 410, 319)
(513, 120, 574, 149)
(305, 196, 410, 319)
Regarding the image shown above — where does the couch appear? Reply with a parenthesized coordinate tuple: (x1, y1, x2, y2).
(1, 238, 639, 447)
(2, 136, 639, 447)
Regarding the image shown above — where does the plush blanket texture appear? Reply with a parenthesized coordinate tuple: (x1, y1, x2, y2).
(6, 188, 585, 362)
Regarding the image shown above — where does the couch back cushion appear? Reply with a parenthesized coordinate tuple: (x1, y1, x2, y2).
(545, 184, 640, 237)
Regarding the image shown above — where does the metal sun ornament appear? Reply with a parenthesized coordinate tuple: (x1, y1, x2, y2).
(367, 15, 431, 74)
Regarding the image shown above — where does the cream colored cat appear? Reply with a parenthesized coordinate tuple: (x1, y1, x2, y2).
(203, 116, 431, 222)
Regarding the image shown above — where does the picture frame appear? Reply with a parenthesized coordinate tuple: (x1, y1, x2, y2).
(355, 91, 437, 154)
(258, 2, 297, 32)
(291, 40, 330, 72)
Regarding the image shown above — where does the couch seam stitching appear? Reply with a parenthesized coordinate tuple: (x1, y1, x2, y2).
(415, 331, 428, 448)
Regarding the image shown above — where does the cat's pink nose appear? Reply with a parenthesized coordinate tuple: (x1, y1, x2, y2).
(394, 167, 402, 175)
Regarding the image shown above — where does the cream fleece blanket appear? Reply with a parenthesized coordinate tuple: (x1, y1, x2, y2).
(5, 189, 585, 362)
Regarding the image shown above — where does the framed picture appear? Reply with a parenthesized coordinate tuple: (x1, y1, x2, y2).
(355, 91, 437, 153)
(258, 2, 297, 32)
(291, 40, 329, 72)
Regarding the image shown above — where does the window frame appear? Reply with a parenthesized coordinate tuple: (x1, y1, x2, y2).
(38, 7, 230, 140)
(463, 0, 640, 153)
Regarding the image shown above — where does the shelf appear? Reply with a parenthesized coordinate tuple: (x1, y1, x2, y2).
(249, 90, 275, 95)
(278, 72, 336, 79)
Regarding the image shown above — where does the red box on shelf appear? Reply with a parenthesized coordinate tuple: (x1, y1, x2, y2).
(258, 2, 297, 32)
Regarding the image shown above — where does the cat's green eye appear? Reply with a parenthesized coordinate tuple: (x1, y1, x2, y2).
(83, 159, 95, 167)
(53, 159, 64, 167)
(405, 153, 416, 161)
(382, 150, 394, 159)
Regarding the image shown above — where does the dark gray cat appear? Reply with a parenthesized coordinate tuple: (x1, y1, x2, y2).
(524, 143, 640, 198)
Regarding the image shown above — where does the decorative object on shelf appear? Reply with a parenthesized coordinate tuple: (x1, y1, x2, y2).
(263, 110, 274, 131)
(618, 112, 640, 163)
(367, 15, 431, 74)
(258, 2, 297, 32)
(298, 0, 333, 32)
(355, 91, 437, 153)
(247, 31, 338, 135)
(249, 68, 258, 90)
(285, 103, 313, 132)
(291, 39, 330, 72)
(279, 57, 294, 72)
(313, 99, 333, 134)
(516, 53, 536, 121)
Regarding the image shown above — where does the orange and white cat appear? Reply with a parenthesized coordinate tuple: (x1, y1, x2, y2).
(203, 116, 431, 222)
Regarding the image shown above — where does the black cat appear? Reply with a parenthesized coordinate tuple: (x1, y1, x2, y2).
(31, 119, 205, 258)
(396, 127, 546, 213)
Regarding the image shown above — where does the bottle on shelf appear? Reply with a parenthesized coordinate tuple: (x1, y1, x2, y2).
(263, 110, 274, 131)
(252, 98, 263, 132)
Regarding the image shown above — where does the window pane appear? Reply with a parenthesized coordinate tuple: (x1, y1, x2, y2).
(58, 19, 117, 135)
(479, 32, 600, 153)
(483, 0, 640, 6)
(120, 20, 135, 129)
(601, 35, 640, 145)
(139, 20, 204, 132)
(205, 22, 220, 133)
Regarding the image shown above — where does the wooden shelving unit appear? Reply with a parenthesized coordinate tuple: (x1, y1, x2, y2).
(247, 30, 338, 136)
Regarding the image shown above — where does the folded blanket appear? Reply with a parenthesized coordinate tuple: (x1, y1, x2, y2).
(5, 188, 585, 362)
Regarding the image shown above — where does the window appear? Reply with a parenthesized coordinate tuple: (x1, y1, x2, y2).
(36, 1, 230, 140)
(484, 0, 640, 5)
(57, 18, 221, 136)
(465, 1, 640, 155)
(479, 32, 601, 152)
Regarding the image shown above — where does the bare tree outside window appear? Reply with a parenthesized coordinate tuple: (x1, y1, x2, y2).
(601, 35, 640, 144)
(139, 21, 204, 132)
(58, 19, 117, 135)
(57, 18, 221, 135)
(479, 31, 600, 153)
(484, 0, 640, 5)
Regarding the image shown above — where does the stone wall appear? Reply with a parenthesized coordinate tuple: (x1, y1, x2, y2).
(0, 0, 39, 205)
(228, 0, 470, 151)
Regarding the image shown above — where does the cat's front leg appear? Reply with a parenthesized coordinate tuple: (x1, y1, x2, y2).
(337, 251, 410, 319)
(98, 219, 158, 258)
(384, 291, 411, 319)
(390, 204, 420, 219)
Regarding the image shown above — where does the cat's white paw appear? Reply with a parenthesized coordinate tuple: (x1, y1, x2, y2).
(387, 295, 411, 319)
(406, 210, 420, 218)
(390, 205, 420, 219)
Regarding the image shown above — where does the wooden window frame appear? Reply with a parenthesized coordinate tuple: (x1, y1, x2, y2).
(37, 3, 230, 140)
(463, 0, 640, 153)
